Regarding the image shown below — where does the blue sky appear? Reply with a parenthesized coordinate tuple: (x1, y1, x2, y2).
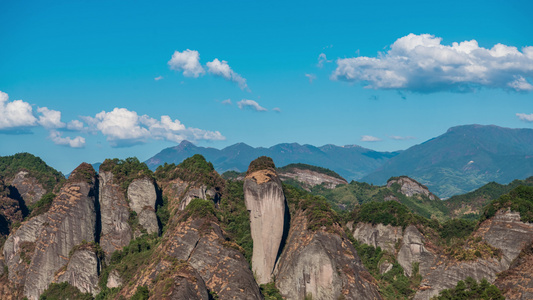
(1, 0, 532, 173)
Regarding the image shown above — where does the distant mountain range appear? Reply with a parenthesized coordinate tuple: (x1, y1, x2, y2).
(145, 141, 398, 181)
(145, 124, 533, 198)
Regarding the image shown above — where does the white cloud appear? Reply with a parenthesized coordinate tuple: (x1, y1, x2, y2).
(361, 135, 382, 142)
(305, 73, 317, 83)
(332, 34, 533, 92)
(221, 99, 232, 105)
(273, 107, 281, 113)
(168, 49, 205, 78)
(237, 99, 267, 112)
(49, 130, 85, 148)
(516, 113, 533, 122)
(67, 120, 86, 131)
(154, 76, 164, 81)
(389, 135, 416, 140)
(37, 107, 66, 129)
(85, 107, 224, 147)
(317, 53, 331, 68)
(0, 91, 37, 130)
(207, 58, 248, 90)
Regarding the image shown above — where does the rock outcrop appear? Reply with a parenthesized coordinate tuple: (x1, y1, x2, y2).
(495, 242, 533, 300)
(396, 225, 436, 277)
(178, 184, 217, 211)
(20, 163, 98, 300)
(278, 167, 348, 191)
(10, 171, 46, 206)
(127, 178, 158, 234)
(98, 171, 132, 258)
(387, 176, 437, 200)
(56, 248, 101, 295)
(275, 210, 382, 300)
(350, 222, 403, 254)
(244, 159, 287, 284)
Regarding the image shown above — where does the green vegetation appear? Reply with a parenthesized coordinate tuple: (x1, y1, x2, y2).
(431, 277, 504, 300)
(439, 219, 476, 242)
(260, 282, 283, 300)
(221, 170, 243, 180)
(39, 282, 94, 300)
(100, 157, 153, 192)
(445, 177, 533, 219)
(278, 163, 345, 181)
(283, 183, 340, 233)
(0, 153, 64, 192)
(131, 286, 150, 300)
(155, 195, 170, 233)
(246, 156, 276, 175)
(218, 180, 253, 263)
(183, 198, 217, 220)
(27, 192, 55, 218)
(68, 162, 96, 184)
(155, 154, 223, 189)
(482, 185, 533, 223)
(350, 201, 427, 229)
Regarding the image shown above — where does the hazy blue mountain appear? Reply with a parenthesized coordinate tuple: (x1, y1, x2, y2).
(145, 140, 398, 181)
(361, 125, 533, 198)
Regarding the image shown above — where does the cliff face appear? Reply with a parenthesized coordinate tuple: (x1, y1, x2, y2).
(495, 242, 533, 300)
(56, 248, 101, 295)
(127, 178, 158, 234)
(244, 167, 287, 284)
(3, 163, 99, 300)
(275, 210, 382, 300)
(10, 171, 46, 206)
(98, 171, 132, 258)
(387, 176, 437, 200)
(349, 222, 403, 254)
(278, 168, 348, 191)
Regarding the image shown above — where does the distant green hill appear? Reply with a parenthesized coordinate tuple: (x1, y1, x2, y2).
(0, 152, 64, 192)
(362, 125, 533, 198)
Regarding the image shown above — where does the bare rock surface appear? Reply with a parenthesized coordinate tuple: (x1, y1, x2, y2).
(98, 171, 132, 258)
(397, 225, 436, 277)
(495, 242, 533, 300)
(244, 168, 286, 284)
(21, 163, 98, 300)
(178, 184, 217, 210)
(10, 171, 46, 206)
(127, 178, 158, 234)
(387, 176, 437, 200)
(275, 210, 382, 300)
(352, 222, 403, 254)
(56, 249, 100, 295)
(278, 168, 347, 191)
(106, 269, 123, 289)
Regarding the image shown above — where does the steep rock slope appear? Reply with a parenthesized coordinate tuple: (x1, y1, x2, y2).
(127, 177, 158, 234)
(275, 210, 381, 300)
(278, 163, 348, 191)
(98, 170, 132, 258)
(10, 171, 46, 206)
(19, 163, 98, 299)
(243, 157, 287, 284)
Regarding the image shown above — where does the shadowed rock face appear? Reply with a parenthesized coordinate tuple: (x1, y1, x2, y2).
(127, 178, 158, 234)
(244, 168, 286, 284)
(495, 242, 533, 300)
(178, 184, 217, 211)
(21, 163, 98, 300)
(275, 211, 382, 300)
(98, 171, 132, 258)
(11, 171, 46, 206)
(56, 249, 100, 295)
(387, 177, 437, 200)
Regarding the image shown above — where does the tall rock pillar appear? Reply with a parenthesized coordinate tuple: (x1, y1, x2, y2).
(243, 157, 286, 284)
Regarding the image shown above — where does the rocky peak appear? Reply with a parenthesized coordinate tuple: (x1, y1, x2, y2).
(387, 176, 437, 200)
(244, 156, 287, 284)
(277, 164, 348, 191)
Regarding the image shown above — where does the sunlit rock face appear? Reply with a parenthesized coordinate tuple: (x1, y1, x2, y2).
(127, 177, 158, 234)
(244, 161, 286, 284)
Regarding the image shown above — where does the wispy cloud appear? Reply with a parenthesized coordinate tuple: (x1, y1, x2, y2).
(361, 135, 382, 142)
(207, 59, 249, 91)
(154, 76, 164, 81)
(305, 73, 317, 83)
(317, 53, 331, 68)
(221, 99, 232, 105)
(516, 113, 533, 122)
(273, 107, 281, 113)
(168, 49, 205, 78)
(237, 99, 267, 112)
(332, 33, 533, 92)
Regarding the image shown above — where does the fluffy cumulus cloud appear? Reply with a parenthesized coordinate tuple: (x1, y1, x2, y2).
(207, 59, 248, 90)
(0, 91, 37, 130)
(237, 99, 267, 112)
(49, 130, 85, 148)
(331, 34, 533, 92)
(85, 108, 224, 147)
(361, 135, 382, 142)
(37, 107, 66, 129)
(168, 49, 205, 78)
(516, 113, 533, 122)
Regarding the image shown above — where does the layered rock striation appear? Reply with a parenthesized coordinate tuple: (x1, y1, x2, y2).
(244, 157, 287, 284)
